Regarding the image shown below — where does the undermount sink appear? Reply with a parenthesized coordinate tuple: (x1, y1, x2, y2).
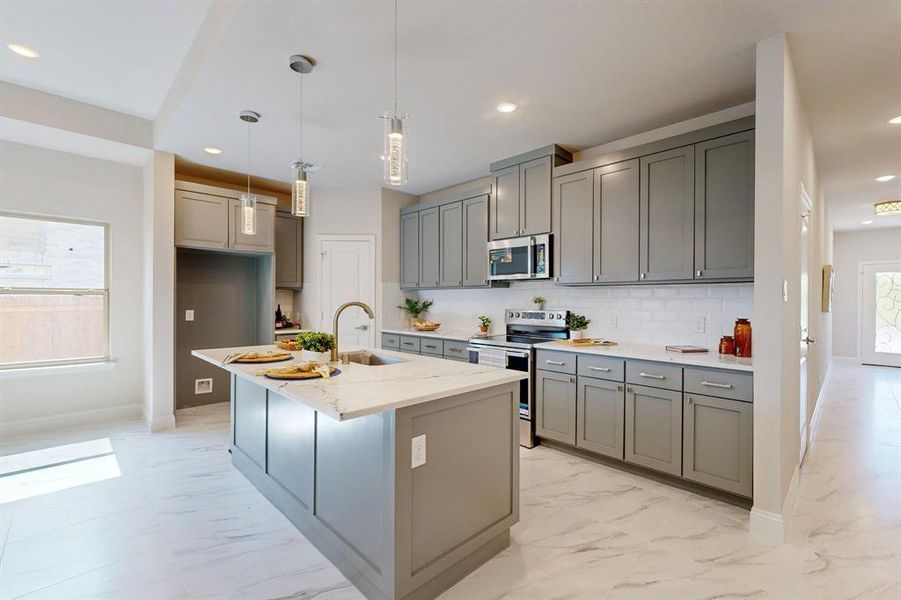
(345, 351, 405, 366)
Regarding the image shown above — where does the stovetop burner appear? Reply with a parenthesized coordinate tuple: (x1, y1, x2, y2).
(469, 309, 570, 349)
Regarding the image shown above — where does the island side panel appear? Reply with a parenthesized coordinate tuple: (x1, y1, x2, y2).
(393, 382, 520, 600)
(267, 390, 315, 509)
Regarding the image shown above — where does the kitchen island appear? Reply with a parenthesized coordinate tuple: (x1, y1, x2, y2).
(192, 345, 527, 600)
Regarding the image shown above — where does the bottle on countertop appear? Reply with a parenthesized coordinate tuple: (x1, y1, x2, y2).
(733, 318, 752, 357)
(275, 304, 284, 327)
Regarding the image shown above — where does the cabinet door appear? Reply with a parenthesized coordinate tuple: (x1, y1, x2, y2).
(624, 384, 682, 476)
(439, 202, 463, 287)
(419, 207, 440, 287)
(233, 376, 267, 468)
(175, 190, 229, 250)
(520, 156, 553, 236)
(553, 170, 594, 284)
(683, 394, 753, 497)
(267, 391, 315, 507)
(694, 131, 755, 280)
(535, 370, 577, 444)
(639, 147, 695, 282)
(400, 211, 420, 289)
(577, 377, 625, 459)
(462, 195, 489, 287)
(229, 199, 275, 252)
(595, 159, 640, 283)
(275, 213, 303, 288)
(490, 165, 521, 240)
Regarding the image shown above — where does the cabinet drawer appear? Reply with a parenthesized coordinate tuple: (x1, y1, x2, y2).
(382, 333, 400, 350)
(398, 335, 421, 354)
(626, 360, 682, 391)
(443, 339, 469, 360)
(577, 355, 625, 381)
(536, 350, 576, 375)
(420, 338, 443, 357)
(684, 367, 753, 403)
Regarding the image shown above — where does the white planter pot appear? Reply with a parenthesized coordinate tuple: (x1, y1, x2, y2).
(300, 350, 331, 364)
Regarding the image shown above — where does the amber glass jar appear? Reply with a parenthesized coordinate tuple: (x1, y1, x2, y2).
(719, 336, 735, 355)
(734, 318, 752, 357)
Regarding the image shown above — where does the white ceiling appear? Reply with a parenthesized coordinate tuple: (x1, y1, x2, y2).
(0, 0, 211, 119)
(1, 1, 898, 231)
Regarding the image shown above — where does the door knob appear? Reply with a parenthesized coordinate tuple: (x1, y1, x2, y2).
(355, 325, 369, 331)
(802, 337, 815, 344)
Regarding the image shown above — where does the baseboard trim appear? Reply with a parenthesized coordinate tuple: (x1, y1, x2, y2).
(0, 403, 143, 437)
(147, 413, 176, 432)
(749, 507, 785, 541)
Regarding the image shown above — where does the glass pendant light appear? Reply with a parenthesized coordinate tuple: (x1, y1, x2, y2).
(239, 110, 260, 235)
(289, 55, 316, 217)
(381, 0, 407, 186)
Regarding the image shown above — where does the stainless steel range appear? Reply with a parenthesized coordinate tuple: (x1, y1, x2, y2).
(467, 309, 569, 448)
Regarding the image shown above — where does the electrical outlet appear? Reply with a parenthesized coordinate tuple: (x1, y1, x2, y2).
(783, 280, 789, 303)
(194, 378, 212, 394)
(185, 309, 195, 322)
(692, 317, 705, 333)
(411, 434, 426, 468)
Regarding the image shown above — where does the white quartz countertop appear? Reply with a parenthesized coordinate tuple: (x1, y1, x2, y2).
(381, 327, 482, 341)
(192, 344, 527, 421)
(534, 341, 753, 372)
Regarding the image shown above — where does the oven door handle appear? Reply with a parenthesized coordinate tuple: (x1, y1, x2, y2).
(506, 351, 530, 358)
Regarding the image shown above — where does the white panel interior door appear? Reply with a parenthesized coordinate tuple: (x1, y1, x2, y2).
(318, 235, 376, 351)
(799, 185, 812, 461)
(861, 262, 901, 368)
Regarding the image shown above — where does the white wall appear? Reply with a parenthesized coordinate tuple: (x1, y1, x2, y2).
(0, 142, 145, 428)
(832, 227, 901, 358)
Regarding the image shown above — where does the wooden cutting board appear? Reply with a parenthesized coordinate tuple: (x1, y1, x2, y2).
(262, 366, 340, 380)
(233, 352, 293, 363)
(553, 339, 618, 347)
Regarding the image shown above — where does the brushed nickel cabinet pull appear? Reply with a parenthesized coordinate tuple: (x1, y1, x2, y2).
(687, 397, 694, 404)
(700, 381, 733, 389)
(639, 272, 646, 280)
(545, 360, 566, 366)
(589, 366, 611, 372)
(639, 372, 665, 380)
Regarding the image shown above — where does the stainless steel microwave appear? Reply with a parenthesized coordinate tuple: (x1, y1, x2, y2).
(487, 234, 551, 281)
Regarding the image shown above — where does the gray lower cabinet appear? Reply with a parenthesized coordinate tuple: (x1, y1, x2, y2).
(595, 159, 640, 283)
(519, 156, 553, 236)
(683, 394, 753, 497)
(491, 165, 521, 240)
(400, 211, 420, 289)
(576, 377, 625, 459)
(694, 131, 755, 280)
(232, 375, 267, 468)
(275, 212, 303, 289)
(462, 195, 489, 286)
(439, 202, 463, 287)
(639, 146, 695, 282)
(267, 391, 315, 506)
(535, 370, 577, 444)
(624, 383, 682, 476)
(553, 170, 594, 284)
(419, 207, 440, 287)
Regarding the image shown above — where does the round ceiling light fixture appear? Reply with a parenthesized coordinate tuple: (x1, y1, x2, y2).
(874, 199, 901, 216)
(875, 175, 896, 182)
(889, 116, 901, 125)
(8, 43, 39, 58)
(203, 146, 223, 155)
(496, 102, 517, 113)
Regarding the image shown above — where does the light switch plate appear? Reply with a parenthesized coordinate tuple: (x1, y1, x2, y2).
(782, 280, 789, 303)
(692, 317, 706, 334)
(185, 309, 195, 322)
(411, 434, 426, 468)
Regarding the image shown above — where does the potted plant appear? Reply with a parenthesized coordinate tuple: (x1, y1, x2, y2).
(532, 296, 546, 310)
(295, 331, 336, 363)
(478, 315, 492, 334)
(566, 313, 590, 339)
(397, 298, 434, 327)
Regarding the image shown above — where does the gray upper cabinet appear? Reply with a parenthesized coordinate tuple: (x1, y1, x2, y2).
(624, 383, 682, 476)
(694, 131, 755, 280)
(400, 211, 420, 289)
(490, 165, 521, 240)
(462, 195, 489, 287)
(520, 156, 553, 236)
(275, 212, 303, 289)
(419, 207, 440, 287)
(535, 370, 577, 445)
(576, 377, 625, 459)
(175, 190, 230, 250)
(639, 146, 695, 282)
(228, 199, 275, 252)
(683, 393, 753, 497)
(553, 170, 594, 284)
(439, 202, 463, 287)
(595, 160, 640, 283)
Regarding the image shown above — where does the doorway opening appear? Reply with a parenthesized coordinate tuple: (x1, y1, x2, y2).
(859, 261, 901, 368)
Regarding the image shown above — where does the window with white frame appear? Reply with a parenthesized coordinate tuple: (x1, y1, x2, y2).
(0, 213, 109, 368)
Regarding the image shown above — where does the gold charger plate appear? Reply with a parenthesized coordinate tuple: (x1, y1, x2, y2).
(262, 366, 340, 380)
(233, 352, 293, 363)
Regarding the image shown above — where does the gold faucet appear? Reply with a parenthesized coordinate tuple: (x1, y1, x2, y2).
(331, 301, 376, 361)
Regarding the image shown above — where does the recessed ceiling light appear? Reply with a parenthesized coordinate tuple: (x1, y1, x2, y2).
(876, 175, 896, 182)
(7, 43, 39, 58)
(861, 220, 874, 225)
(203, 146, 223, 155)
(890, 116, 901, 125)
(496, 102, 517, 113)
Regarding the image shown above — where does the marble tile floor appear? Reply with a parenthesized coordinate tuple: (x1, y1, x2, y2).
(1, 358, 898, 599)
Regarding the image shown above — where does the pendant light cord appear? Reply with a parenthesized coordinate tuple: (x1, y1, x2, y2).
(246, 121, 251, 194)
(393, 0, 398, 117)
(299, 70, 304, 163)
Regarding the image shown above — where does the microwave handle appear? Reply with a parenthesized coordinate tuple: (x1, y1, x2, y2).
(527, 236, 535, 278)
